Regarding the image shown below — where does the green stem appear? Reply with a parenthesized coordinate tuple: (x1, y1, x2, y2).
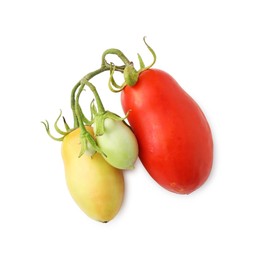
(101, 48, 131, 67)
(74, 83, 98, 156)
(74, 82, 105, 157)
(71, 81, 81, 128)
(71, 64, 128, 127)
(71, 47, 132, 128)
(75, 83, 87, 129)
(71, 66, 108, 128)
(85, 81, 105, 113)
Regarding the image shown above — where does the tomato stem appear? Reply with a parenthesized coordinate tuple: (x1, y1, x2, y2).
(123, 37, 157, 86)
(71, 81, 81, 128)
(74, 82, 105, 156)
(43, 37, 155, 154)
(71, 66, 108, 128)
(108, 64, 126, 92)
(103, 37, 157, 91)
(81, 80, 105, 113)
(101, 48, 131, 67)
(70, 63, 126, 128)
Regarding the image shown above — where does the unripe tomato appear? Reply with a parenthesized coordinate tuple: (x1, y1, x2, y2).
(121, 69, 213, 194)
(61, 126, 124, 222)
(94, 118, 139, 170)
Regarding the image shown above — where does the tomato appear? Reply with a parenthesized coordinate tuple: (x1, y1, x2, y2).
(94, 118, 139, 170)
(121, 69, 213, 194)
(62, 126, 124, 222)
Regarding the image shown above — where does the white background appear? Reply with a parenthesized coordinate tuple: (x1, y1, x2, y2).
(1, 0, 260, 259)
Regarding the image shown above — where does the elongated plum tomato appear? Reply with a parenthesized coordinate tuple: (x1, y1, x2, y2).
(94, 118, 138, 170)
(61, 126, 124, 222)
(121, 69, 213, 194)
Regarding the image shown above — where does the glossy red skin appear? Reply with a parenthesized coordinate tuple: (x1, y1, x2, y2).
(121, 69, 213, 194)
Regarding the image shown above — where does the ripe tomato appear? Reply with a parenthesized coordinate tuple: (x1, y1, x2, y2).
(121, 69, 213, 194)
(62, 126, 124, 222)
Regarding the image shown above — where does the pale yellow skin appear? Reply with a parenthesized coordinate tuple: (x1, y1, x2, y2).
(61, 127, 124, 223)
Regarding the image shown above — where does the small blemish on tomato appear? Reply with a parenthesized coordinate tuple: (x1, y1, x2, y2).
(170, 182, 186, 194)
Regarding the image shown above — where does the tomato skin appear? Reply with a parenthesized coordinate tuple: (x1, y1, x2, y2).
(121, 69, 213, 194)
(61, 126, 124, 222)
(94, 118, 139, 170)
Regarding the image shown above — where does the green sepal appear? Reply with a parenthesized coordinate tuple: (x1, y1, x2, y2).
(78, 129, 105, 158)
(105, 111, 129, 121)
(124, 63, 139, 86)
(90, 99, 98, 120)
(122, 37, 157, 88)
(62, 116, 70, 132)
(93, 110, 130, 137)
(41, 120, 64, 141)
(54, 110, 68, 136)
(137, 53, 145, 69)
(94, 114, 105, 136)
(138, 36, 157, 72)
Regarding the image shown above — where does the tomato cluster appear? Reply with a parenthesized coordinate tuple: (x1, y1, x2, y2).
(42, 38, 213, 222)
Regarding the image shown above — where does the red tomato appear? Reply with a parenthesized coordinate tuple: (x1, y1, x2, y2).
(121, 69, 213, 194)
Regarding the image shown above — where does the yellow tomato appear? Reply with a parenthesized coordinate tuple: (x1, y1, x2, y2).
(61, 126, 124, 223)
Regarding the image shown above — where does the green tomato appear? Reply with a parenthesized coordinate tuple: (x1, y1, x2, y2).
(94, 118, 139, 170)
